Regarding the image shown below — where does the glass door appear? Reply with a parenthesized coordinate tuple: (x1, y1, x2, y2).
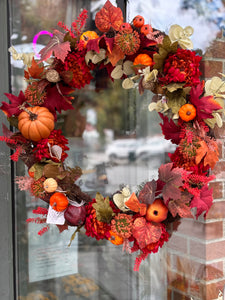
(8, 0, 225, 299)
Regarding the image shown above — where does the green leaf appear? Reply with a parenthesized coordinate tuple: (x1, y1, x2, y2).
(92, 192, 115, 223)
(165, 83, 184, 93)
(167, 95, 186, 114)
(29, 163, 45, 180)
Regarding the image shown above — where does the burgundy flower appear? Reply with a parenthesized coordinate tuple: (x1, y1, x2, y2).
(159, 48, 202, 87)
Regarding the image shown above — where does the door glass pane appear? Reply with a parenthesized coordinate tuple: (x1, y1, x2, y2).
(9, 0, 225, 300)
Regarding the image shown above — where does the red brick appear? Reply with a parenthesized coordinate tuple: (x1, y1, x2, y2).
(214, 122, 225, 139)
(204, 40, 225, 59)
(200, 60, 223, 78)
(209, 181, 223, 199)
(206, 280, 225, 300)
(189, 240, 206, 259)
(167, 234, 188, 253)
(167, 270, 188, 292)
(172, 255, 223, 281)
(205, 262, 224, 281)
(205, 221, 223, 240)
(173, 290, 191, 300)
(167, 288, 172, 300)
(190, 281, 205, 299)
(212, 161, 225, 177)
(206, 240, 225, 260)
(206, 201, 225, 219)
(172, 255, 202, 279)
(173, 219, 223, 240)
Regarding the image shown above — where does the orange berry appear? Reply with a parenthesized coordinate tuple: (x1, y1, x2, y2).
(141, 24, 153, 35)
(133, 15, 145, 28)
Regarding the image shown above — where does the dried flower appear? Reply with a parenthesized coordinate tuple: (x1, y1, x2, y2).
(115, 30, 140, 55)
(64, 51, 93, 89)
(111, 213, 133, 239)
(33, 129, 69, 162)
(25, 81, 46, 105)
(158, 48, 202, 87)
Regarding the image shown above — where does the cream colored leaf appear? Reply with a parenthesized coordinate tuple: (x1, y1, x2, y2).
(111, 65, 123, 79)
(148, 102, 157, 111)
(9, 46, 34, 67)
(215, 113, 223, 128)
(179, 39, 193, 50)
(148, 100, 169, 113)
(165, 83, 184, 92)
(169, 25, 183, 42)
(92, 49, 106, 64)
(205, 76, 225, 95)
(168, 24, 194, 49)
(183, 26, 194, 37)
(123, 60, 134, 76)
(144, 69, 158, 82)
(113, 191, 130, 212)
(122, 78, 135, 89)
(85, 50, 95, 64)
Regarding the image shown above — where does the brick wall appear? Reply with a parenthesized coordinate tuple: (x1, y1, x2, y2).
(166, 29, 225, 300)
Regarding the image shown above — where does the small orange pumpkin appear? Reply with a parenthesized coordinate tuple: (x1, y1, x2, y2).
(49, 192, 69, 212)
(141, 24, 153, 35)
(133, 54, 153, 66)
(179, 103, 197, 122)
(18, 106, 54, 142)
(133, 15, 145, 28)
(108, 230, 124, 245)
(43, 178, 58, 193)
(80, 31, 99, 48)
(146, 198, 168, 223)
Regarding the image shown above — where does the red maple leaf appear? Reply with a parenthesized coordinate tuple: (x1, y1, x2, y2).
(39, 30, 71, 62)
(132, 217, 162, 249)
(190, 185, 213, 218)
(0, 91, 27, 117)
(190, 83, 222, 119)
(138, 180, 157, 205)
(159, 163, 185, 202)
(43, 83, 74, 115)
(87, 35, 114, 54)
(159, 113, 181, 145)
(168, 191, 193, 218)
(95, 0, 124, 32)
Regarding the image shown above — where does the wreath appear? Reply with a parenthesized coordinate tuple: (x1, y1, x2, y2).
(1, 0, 224, 271)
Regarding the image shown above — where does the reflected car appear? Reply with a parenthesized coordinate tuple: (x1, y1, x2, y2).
(105, 139, 139, 161)
(135, 136, 176, 161)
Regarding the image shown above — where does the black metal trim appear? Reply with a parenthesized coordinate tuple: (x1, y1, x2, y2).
(116, 0, 127, 20)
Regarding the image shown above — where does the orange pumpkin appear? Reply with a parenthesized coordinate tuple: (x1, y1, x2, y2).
(133, 15, 145, 28)
(179, 103, 197, 122)
(18, 106, 54, 142)
(80, 31, 99, 48)
(141, 24, 153, 35)
(108, 230, 124, 245)
(49, 192, 69, 212)
(133, 54, 153, 66)
(146, 198, 168, 223)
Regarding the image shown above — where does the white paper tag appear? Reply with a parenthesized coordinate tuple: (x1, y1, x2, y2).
(46, 205, 65, 225)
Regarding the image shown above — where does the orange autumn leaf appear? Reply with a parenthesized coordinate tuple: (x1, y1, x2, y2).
(95, 0, 124, 32)
(125, 193, 147, 216)
(108, 44, 124, 66)
(27, 58, 44, 79)
(195, 140, 219, 169)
